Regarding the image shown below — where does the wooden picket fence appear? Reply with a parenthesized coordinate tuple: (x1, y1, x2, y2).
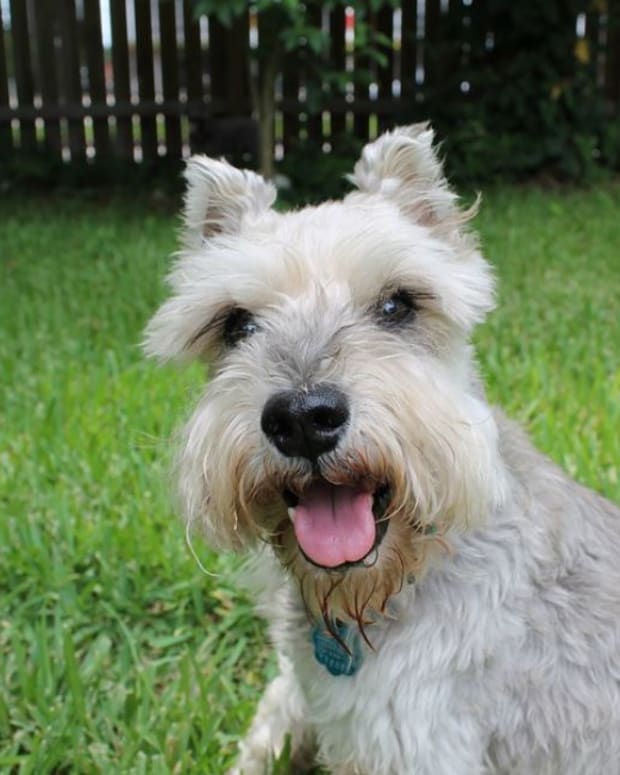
(0, 0, 619, 166)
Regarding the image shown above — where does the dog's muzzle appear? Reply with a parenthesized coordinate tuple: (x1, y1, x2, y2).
(261, 385, 392, 571)
(261, 384, 349, 461)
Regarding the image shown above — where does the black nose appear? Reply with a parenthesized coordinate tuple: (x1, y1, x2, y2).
(261, 384, 350, 460)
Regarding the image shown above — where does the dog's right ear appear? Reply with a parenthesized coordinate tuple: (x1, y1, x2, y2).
(143, 158, 276, 363)
(182, 155, 276, 248)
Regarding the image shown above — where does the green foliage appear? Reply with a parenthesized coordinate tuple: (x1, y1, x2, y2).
(1, 186, 619, 771)
(396, 0, 619, 183)
(277, 136, 363, 206)
(192, 0, 619, 184)
(192, 0, 394, 104)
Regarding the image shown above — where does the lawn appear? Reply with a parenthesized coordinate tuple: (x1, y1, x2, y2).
(1, 183, 619, 773)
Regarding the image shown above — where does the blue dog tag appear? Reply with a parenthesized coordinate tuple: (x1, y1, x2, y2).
(311, 620, 363, 677)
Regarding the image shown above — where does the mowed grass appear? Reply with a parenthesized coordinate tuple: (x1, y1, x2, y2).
(1, 184, 619, 773)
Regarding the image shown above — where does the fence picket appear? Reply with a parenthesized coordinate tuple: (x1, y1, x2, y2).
(376, 5, 394, 133)
(110, 0, 133, 158)
(59, 0, 86, 159)
(32, 2, 62, 157)
(182, 0, 203, 132)
(134, 0, 157, 160)
(0, 1, 14, 157)
(329, 7, 346, 141)
(0, 0, 618, 169)
(400, 0, 417, 102)
(9, 0, 37, 152)
(306, 5, 328, 151)
(282, 53, 300, 151)
(607, 0, 620, 111)
(209, 13, 250, 117)
(84, 0, 111, 158)
(159, 0, 182, 158)
(423, 0, 441, 102)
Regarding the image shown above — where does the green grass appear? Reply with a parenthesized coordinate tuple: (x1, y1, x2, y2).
(1, 184, 619, 773)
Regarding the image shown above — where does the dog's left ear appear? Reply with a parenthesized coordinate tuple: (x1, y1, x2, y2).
(350, 124, 476, 237)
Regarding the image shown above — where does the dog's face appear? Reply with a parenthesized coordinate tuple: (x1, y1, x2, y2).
(145, 125, 507, 623)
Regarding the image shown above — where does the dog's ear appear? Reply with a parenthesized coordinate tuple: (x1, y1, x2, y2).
(350, 124, 476, 236)
(182, 155, 276, 248)
(143, 157, 276, 362)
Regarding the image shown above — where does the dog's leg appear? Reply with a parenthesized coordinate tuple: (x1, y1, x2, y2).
(230, 665, 315, 775)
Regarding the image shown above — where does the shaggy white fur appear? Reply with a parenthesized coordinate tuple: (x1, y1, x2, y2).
(145, 125, 620, 774)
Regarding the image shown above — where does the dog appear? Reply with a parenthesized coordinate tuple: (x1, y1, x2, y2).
(144, 124, 620, 774)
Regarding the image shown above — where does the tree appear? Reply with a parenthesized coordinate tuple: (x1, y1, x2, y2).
(193, 0, 394, 178)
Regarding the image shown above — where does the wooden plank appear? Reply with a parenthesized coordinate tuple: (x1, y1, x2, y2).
(134, 0, 157, 160)
(282, 52, 300, 150)
(183, 0, 203, 103)
(84, 0, 110, 158)
(423, 0, 442, 99)
(400, 0, 417, 102)
(209, 13, 250, 116)
(228, 13, 250, 115)
(444, 0, 464, 100)
(0, 96, 405, 124)
(159, 0, 182, 158)
(304, 6, 323, 145)
(329, 7, 346, 139)
(353, 8, 370, 140)
(58, 0, 86, 159)
(376, 5, 394, 132)
(585, 8, 602, 88)
(465, 0, 485, 108)
(0, 97, 255, 122)
(256, 11, 276, 173)
(110, 0, 133, 158)
(8, 0, 37, 152)
(208, 16, 227, 114)
(183, 0, 204, 154)
(468, 0, 488, 86)
(606, 0, 620, 111)
(0, 0, 14, 157)
(32, 1, 62, 156)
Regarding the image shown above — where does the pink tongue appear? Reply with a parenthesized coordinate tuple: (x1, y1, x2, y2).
(293, 482, 376, 568)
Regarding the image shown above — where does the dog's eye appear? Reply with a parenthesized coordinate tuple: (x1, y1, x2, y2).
(223, 308, 258, 346)
(377, 290, 416, 327)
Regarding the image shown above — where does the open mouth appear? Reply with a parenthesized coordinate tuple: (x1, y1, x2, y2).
(283, 481, 391, 571)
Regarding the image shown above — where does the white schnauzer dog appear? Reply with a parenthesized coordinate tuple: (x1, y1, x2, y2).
(145, 125, 620, 774)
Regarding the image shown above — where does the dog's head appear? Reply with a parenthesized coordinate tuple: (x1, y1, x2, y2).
(145, 125, 507, 623)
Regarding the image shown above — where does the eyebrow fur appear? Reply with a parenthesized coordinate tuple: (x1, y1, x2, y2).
(186, 307, 233, 351)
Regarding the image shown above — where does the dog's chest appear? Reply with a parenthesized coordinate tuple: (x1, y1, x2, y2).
(276, 580, 502, 772)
